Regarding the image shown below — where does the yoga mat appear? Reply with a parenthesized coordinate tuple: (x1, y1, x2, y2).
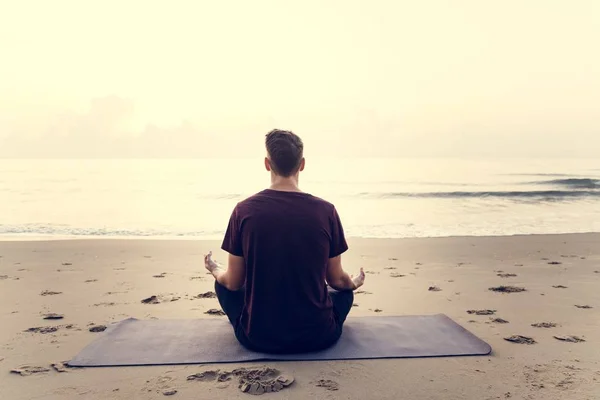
(69, 314, 491, 367)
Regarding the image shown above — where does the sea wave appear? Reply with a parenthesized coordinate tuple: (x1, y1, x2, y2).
(357, 190, 600, 200)
(533, 178, 600, 189)
(0, 224, 224, 239)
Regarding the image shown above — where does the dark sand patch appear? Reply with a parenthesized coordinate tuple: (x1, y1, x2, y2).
(61, 262, 72, 266)
(25, 326, 59, 334)
(93, 302, 116, 307)
(355, 290, 372, 295)
(532, 322, 557, 328)
(315, 379, 339, 391)
(204, 309, 226, 316)
(196, 291, 216, 299)
(384, 266, 397, 270)
(10, 365, 50, 376)
(388, 258, 398, 261)
(40, 290, 62, 296)
(352, 303, 359, 307)
(390, 273, 405, 278)
(189, 367, 294, 395)
(553, 335, 585, 343)
(43, 313, 64, 320)
(190, 276, 204, 280)
(489, 286, 526, 293)
(574, 305, 592, 309)
(89, 325, 107, 333)
(504, 335, 536, 344)
(491, 318, 509, 324)
(153, 273, 167, 278)
(84, 279, 98, 283)
(497, 273, 517, 278)
(365, 271, 379, 275)
(548, 261, 562, 265)
(552, 285, 568, 289)
(142, 295, 160, 304)
(428, 286, 442, 292)
(467, 309, 496, 315)
(372, 308, 383, 313)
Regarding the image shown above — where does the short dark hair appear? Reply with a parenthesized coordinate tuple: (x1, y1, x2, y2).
(265, 129, 304, 177)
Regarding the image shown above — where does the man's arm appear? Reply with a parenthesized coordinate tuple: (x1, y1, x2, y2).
(326, 255, 364, 291)
(205, 252, 245, 291)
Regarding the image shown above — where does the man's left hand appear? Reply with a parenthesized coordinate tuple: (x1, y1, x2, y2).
(204, 251, 220, 274)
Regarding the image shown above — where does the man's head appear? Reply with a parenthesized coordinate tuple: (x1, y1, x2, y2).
(264, 129, 305, 177)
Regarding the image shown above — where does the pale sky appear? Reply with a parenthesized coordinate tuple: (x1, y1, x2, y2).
(1, 0, 599, 158)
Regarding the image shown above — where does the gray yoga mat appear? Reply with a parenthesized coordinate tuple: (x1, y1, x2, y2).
(68, 314, 491, 367)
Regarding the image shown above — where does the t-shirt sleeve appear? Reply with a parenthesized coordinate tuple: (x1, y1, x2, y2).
(221, 205, 244, 257)
(329, 206, 349, 258)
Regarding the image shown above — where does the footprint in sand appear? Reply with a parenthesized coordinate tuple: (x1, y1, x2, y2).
(89, 325, 107, 333)
(43, 313, 64, 320)
(24, 326, 59, 334)
(196, 291, 217, 299)
(51, 362, 74, 373)
(153, 273, 167, 278)
(389, 273, 405, 278)
(553, 335, 585, 343)
(467, 309, 496, 315)
(10, 366, 50, 376)
(532, 322, 558, 328)
(548, 261, 562, 265)
(491, 318, 509, 324)
(497, 273, 517, 278)
(355, 290, 372, 295)
(428, 286, 442, 292)
(574, 304, 593, 309)
(489, 286, 526, 293)
(40, 290, 62, 296)
(204, 309, 226, 316)
(371, 308, 383, 313)
(552, 285, 568, 289)
(61, 262, 72, 266)
(84, 279, 98, 283)
(384, 267, 397, 270)
(352, 303, 359, 307)
(315, 379, 339, 391)
(504, 335, 536, 345)
(142, 295, 160, 304)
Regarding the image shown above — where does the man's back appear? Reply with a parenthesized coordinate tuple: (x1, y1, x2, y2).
(221, 189, 348, 353)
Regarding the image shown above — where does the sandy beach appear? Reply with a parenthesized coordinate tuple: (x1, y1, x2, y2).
(1, 234, 599, 399)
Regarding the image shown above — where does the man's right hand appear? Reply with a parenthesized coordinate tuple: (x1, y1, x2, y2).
(351, 267, 365, 290)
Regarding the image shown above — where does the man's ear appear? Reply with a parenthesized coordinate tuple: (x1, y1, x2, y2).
(299, 157, 306, 172)
(264, 157, 271, 172)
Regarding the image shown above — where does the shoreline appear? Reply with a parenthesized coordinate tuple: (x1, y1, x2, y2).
(1, 231, 599, 242)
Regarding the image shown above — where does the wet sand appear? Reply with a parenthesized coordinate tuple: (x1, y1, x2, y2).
(1, 234, 599, 399)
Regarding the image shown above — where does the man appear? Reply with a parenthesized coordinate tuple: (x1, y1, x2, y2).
(204, 129, 365, 354)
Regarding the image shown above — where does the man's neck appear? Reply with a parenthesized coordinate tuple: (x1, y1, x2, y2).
(269, 175, 302, 192)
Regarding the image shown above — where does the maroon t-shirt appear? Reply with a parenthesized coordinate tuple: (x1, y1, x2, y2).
(221, 189, 349, 353)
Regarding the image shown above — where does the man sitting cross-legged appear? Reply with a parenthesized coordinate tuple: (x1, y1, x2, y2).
(204, 129, 365, 354)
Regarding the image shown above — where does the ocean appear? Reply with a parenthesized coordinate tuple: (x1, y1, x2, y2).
(1, 158, 599, 240)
